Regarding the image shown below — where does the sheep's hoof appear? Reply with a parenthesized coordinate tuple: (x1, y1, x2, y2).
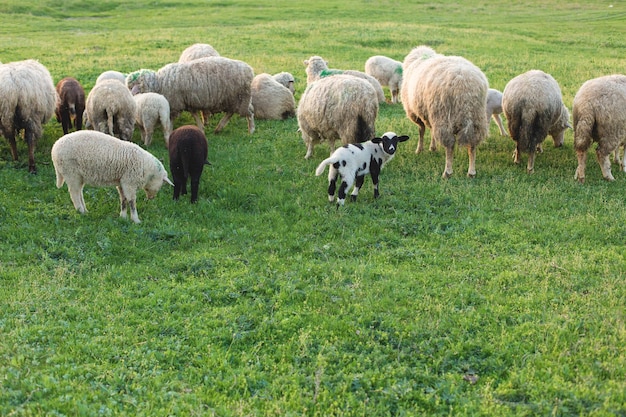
(350, 195, 357, 202)
(603, 175, 615, 182)
(467, 172, 476, 178)
(442, 171, 452, 179)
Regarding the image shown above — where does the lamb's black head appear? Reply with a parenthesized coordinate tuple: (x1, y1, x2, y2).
(372, 132, 410, 155)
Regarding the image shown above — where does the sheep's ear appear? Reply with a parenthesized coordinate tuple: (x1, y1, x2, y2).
(164, 177, 174, 186)
(372, 137, 383, 144)
(303, 59, 309, 65)
(398, 135, 410, 142)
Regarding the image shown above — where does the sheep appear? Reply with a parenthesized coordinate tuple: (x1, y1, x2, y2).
(251, 73, 296, 120)
(55, 77, 85, 135)
(0, 59, 56, 173)
(96, 70, 126, 85)
(502, 70, 570, 174)
(297, 74, 379, 159)
(51, 130, 173, 223)
(303, 55, 386, 103)
(133, 92, 172, 146)
(364, 55, 403, 104)
(125, 57, 255, 134)
(85, 79, 136, 141)
(401, 48, 489, 178)
(168, 125, 209, 203)
(273, 72, 295, 95)
(315, 132, 409, 206)
(486, 88, 507, 136)
(572, 74, 626, 183)
(178, 43, 220, 63)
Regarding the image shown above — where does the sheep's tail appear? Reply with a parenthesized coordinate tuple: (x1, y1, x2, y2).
(355, 114, 374, 143)
(315, 156, 338, 176)
(573, 112, 595, 151)
(510, 105, 550, 152)
(68, 103, 76, 117)
(106, 109, 115, 137)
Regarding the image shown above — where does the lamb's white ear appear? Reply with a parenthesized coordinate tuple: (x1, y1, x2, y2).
(164, 177, 174, 186)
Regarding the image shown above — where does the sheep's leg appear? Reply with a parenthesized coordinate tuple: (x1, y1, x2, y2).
(24, 127, 37, 173)
(190, 111, 204, 129)
(75, 109, 83, 131)
(61, 110, 71, 135)
(574, 150, 587, 183)
(67, 180, 86, 213)
(214, 113, 233, 134)
(442, 146, 454, 179)
(467, 145, 477, 178)
(117, 186, 128, 219)
(527, 149, 536, 174)
(5, 131, 18, 162)
(336, 173, 354, 206)
(246, 114, 255, 135)
(621, 146, 626, 173)
(513, 142, 521, 164)
(350, 175, 365, 202)
(162, 120, 172, 147)
(415, 120, 426, 154)
(597, 148, 614, 181)
(493, 114, 507, 136)
(327, 166, 338, 202)
(429, 134, 437, 152)
(190, 176, 200, 203)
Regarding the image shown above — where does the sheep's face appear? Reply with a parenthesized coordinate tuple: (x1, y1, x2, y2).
(144, 171, 169, 200)
(549, 105, 571, 147)
(373, 132, 410, 156)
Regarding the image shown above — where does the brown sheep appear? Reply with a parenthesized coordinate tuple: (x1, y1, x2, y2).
(55, 77, 85, 135)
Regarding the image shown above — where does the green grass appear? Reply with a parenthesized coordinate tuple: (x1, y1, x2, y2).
(1, 1, 626, 415)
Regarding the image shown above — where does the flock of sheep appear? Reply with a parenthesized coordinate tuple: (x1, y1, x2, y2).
(0, 42, 625, 220)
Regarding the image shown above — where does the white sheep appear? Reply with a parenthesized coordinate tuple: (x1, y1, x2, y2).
(573, 74, 626, 182)
(303, 55, 386, 103)
(502, 70, 570, 174)
(297, 74, 379, 159)
(0, 59, 56, 173)
(178, 43, 220, 63)
(125, 57, 255, 134)
(364, 55, 403, 104)
(86, 79, 137, 141)
(251, 73, 296, 120)
(486, 88, 507, 136)
(133, 92, 172, 146)
(401, 47, 489, 178)
(96, 70, 127, 85)
(51, 130, 173, 223)
(315, 132, 409, 206)
(273, 72, 295, 95)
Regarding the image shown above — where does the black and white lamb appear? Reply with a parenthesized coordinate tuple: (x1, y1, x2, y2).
(315, 132, 409, 206)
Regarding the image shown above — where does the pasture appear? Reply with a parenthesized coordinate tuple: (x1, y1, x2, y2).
(1, 1, 625, 415)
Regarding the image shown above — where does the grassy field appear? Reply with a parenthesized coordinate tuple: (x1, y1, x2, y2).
(1, 1, 625, 415)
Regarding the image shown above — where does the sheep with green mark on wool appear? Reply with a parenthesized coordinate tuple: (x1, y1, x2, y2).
(303, 55, 386, 103)
(365, 55, 404, 104)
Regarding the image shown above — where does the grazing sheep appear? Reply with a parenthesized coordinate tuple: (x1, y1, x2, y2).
(573, 74, 626, 182)
(0, 59, 56, 173)
(133, 92, 172, 146)
(55, 77, 85, 135)
(297, 74, 379, 159)
(168, 125, 209, 203)
(401, 48, 489, 178)
(51, 130, 173, 223)
(273, 72, 295, 95)
(86, 79, 136, 141)
(315, 132, 409, 206)
(365, 55, 403, 104)
(303, 55, 386, 103)
(486, 88, 507, 136)
(96, 70, 126, 85)
(126, 57, 255, 134)
(178, 43, 220, 63)
(502, 70, 570, 174)
(251, 73, 296, 120)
